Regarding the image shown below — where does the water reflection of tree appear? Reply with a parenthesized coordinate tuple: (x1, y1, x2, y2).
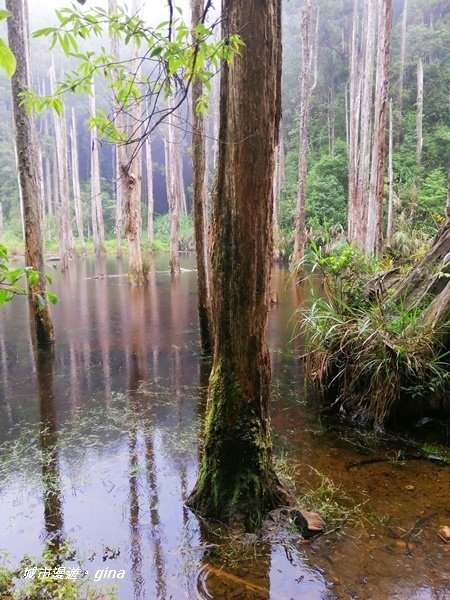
(36, 347, 64, 548)
(126, 284, 167, 599)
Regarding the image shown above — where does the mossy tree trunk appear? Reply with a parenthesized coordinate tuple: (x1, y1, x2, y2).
(188, 0, 290, 529)
(7, 0, 55, 347)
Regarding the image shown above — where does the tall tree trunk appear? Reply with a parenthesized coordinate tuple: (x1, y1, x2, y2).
(108, 0, 124, 259)
(166, 99, 180, 274)
(49, 61, 72, 270)
(191, 0, 212, 355)
(188, 0, 291, 529)
(70, 108, 85, 253)
(357, 0, 377, 247)
(398, 0, 408, 122)
(145, 135, 154, 242)
(416, 56, 423, 165)
(348, 0, 362, 244)
(365, 0, 392, 256)
(273, 120, 285, 261)
(122, 0, 144, 284)
(292, 0, 313, 266)
(386, 97, 394, 243)
(6, 0, 55, 346)
(175, 138, 187, 215)
(88, 80, 104, 255)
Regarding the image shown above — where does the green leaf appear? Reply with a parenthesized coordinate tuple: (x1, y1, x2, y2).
(0, 38, 16, 78)
(45, 291, 58, 305)
(0, 10, 11, 22)
(32, 27, 57, 38)
(0, 289, 14, 307)
(27, 270, 39, 286)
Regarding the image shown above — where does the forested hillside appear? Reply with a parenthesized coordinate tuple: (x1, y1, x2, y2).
(281, 0, 449, 258)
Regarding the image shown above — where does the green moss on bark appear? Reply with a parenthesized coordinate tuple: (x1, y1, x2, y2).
(188, 362, 289, 530)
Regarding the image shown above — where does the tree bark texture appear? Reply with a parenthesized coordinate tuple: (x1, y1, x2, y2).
(145, 135, 154, 242)
(166, 102, 180, 274)
(292, 0, 313, 266)
(188, 0, 290, 528)
(88, 82, 105, 255)
(365, 0, 392, 256)
(49, 62, 72, 270)
(416, 56, 423, 165)
(108, 0, 124, 259)
(70, 108, 85, 252)
(6, 0, 55, 346)
(391, 220, 450, 309)
(398, 0, 408, 121)
(386, 97, 394, 243)
(191, 0, 212, 355)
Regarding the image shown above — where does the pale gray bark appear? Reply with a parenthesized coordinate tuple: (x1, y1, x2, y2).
(70, 108, 85, 252)
(292, 0, 313, 265)
(175, 138, 187, 215)
(357, 0, 377, 243)
(88, 80, 104, 255)
(7, 0, 54, 346)
(348, 0, 362, 243)
(108, 0, 124, 259)
(122, 0, 144, 284)
(49, 61, 72, 270)
(366, 0, 392, 256)
(398, 0, 408, 118)
(145, 135, 154, 242)
(165, 101, 180, 273)
(386, 97, 394, 243)
(416, 57, 423, 165)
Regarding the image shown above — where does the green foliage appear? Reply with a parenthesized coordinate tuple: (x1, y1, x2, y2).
(298, 246, 450, 428)
(0, 244, 57, 308)
(25, 4, 243, 142)
(0, 11, 16, 78)
(416, 168, 447, 224)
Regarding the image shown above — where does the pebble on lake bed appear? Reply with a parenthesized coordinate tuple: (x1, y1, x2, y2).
(438, 526, 450, 542)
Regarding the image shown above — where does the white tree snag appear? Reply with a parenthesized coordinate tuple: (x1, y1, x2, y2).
(6, 0, 54, 346)
(70, 108, 85, 253)
(348, 0, 362, 244)
(165, 101, 180, 274)
(398, 0, 408, 119)
(365, 0, 392, 256)
(108, 0, 124, 259)
(88, 79, 105, 255)
(145, 135, 154, 242)
(357, 0, 377, 245)
(292, 0, 313, 266)
(386, 97, 394, 244)
(416, 56, 424, 165)
(122, 0, 144, 284)
(49, 61, 72, 270)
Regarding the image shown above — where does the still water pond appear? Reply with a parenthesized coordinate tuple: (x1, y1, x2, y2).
(0, 255, 449, 599)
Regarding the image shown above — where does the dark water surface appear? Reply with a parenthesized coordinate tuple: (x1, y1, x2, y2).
(0, 256, 449, 599)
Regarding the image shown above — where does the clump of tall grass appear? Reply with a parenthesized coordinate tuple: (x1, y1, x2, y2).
(297, 244, 450, 429)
